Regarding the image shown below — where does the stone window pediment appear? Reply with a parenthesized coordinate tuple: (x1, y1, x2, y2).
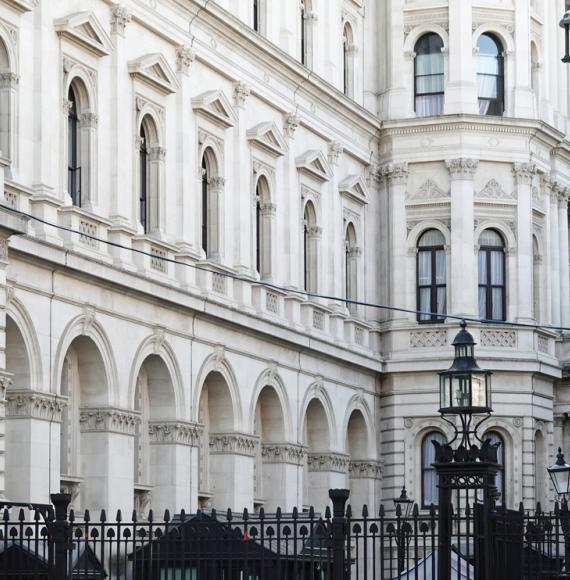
(339, 174, 369, 205)
(5, 0, 37, 13)
(247, 122, 287, 157)
(296, 150, 332, 183)
(128, 53, 180, 95)
(192, 90, 237, 129)
(54, 12, 114, 58)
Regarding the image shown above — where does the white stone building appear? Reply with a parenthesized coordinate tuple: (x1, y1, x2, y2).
(0, 0, 567, 517)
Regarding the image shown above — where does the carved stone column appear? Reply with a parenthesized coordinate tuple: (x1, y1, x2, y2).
(306, 452, 350, 513)
(513, 163, 536, 322)
(5, 390, 65, 502)
(261, 443, 306, 511)
(557, 187, 570, 326)
(447, 158, 478, 318)
(550, 184, 561, 325)
(79, 407, 139, 514)
(148, 421, 202, 514)
(206, 177, 225, 262)
(208, 432, 259, 510)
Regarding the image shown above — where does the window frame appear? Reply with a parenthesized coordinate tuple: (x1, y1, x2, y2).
(416, 231, 446, 324)
(414, 33, 445, 116)
(478, 231, 506, 322)
(421, 430, 447, 508)
(139, 124, 149, 234)
(67, 86, 81, 207)
(476, 33, 505, 116)
(201, 157, 209, 255)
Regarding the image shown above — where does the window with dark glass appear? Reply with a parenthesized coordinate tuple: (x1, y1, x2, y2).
(67, 86, 80, 206)
(253, 0, 259, 32)
(414, 33, 444, 116)
(477, 33, 504, 115)
(139, 124, 149, 234)
(301, 1, 307, 65)
(422, 431, 447, 507)
(417, 229, 446, 322)
(202, 157, 208, 255)
(484, 431, 506, 505)
(255, 188, 262, 274)
(478, 229, 506, 321)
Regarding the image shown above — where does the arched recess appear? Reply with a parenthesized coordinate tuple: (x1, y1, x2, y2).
(534, 428, 546, 506)
(530, 41, 540, 117)
(59, 334, 111, 509)
(342, 21, 356, 98)
(303, 199, 319, 293)
(0, 28, 18, 166)
(254, 174, 274, 279)
(6, 315, 31, 390)
(533, 234, 542, 322)
(200, 146, 223, 260)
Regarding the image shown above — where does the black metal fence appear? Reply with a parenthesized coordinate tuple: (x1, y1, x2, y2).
(2, 492, 570, 579)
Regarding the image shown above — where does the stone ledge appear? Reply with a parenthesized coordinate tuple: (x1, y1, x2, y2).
(307, 452, 350, 473)
(79, 407, 140, 435)
(261, 443, 307, 466)
(6, 389, 67, 422)
(148, 421, 203, 447)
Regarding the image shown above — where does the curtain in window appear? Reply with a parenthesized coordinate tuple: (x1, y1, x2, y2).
(423, 431, 447, 506)
(415, 34, 444, 116)
(477, 34, 504, 116)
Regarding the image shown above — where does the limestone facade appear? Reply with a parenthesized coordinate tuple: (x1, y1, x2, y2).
(0, 0, 566, 515)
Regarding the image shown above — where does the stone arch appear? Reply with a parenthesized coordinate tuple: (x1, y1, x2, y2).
(6, 315, 31, 392)
(299, 382, 336, 449)
(136, 105, 163, 147)
(342, 394, 375, 457)
(472, 25, 514, 54)
(6, 297, 42, 391)
(200, 142, 222, 178)
(128, 334, 184, 419)
(407, 220, 451, 248)
(65, 69, 96, 112)
(404, 25, 449, 54)
(474, 221, 516, 250)
(250, 368, 292, 439)
(53, 313, 118, 405)
(534, 427, 547, 505)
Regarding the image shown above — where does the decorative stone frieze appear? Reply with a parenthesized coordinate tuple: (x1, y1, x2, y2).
(176, 44, 196, 75)
(512, 163, 537, 185)
(261, 443, 307, 465)
(349, 460, 383, 480)
(6, 389, 66, 422)
(480, 329, 517, 348)
(307, 452, 350, 473)
(148, 421, 203, 447)
(79, 407, 140, 435)
(409, 329, 447, 348)
(209, 433, 259, 457)
(111, 5, 132, 36)
(477, 179, 515, 201)
(406, 178, 448, 201)
(380, 162, 409, 185)
(446, 158, 479, 180)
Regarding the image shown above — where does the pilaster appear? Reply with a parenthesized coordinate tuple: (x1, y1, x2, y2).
(557, 186, 570, 326)
(550, 183, 561, 326)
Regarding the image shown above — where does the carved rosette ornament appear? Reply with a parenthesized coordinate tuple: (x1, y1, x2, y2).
(209, 433, 259, 457)
(176, 44, 196, 75)
(446, 158, 479, 180)
(512, 162, 536, 185)
(111, 4, 132, 36)
(148, 421, 203, 447)
(261, 444, 307, 465)
(348, 460, 383, 480)
(6, 390, 67, 422)
(79, 407, 140, 435)
(307, 452, 350, 474)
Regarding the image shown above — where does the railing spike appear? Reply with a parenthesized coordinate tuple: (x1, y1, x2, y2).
(518, 501, 524, 515)
(309, 506, 314, 519)
(324, 505, 331, 520)
(180, 509, 186, 522)
(100, 509, 106, 523)
(131, 509, 137, 523)
(210, 508, 217, 520)
(346, 504, 352, 518)
(362, 504, 368, 518)
(226, 508, 232, 522)
(413, 504, 419, 517)
(259, 507, 265, 520)
(379, 504, 385, 517)
(242, 507, 249, 521)
(116, 509, 122, 523)
(276, 507, 282, 520)
(84, 509, 90, 523)
(292, 506, 298, 519)
(164, 509, 170, 523)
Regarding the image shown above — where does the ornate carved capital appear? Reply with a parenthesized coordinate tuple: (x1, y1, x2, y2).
(307, 452, 350, 473)
(78, 112, 99, 129)
(306, 225, 322, 239)
(79, 407, 140, 435)
(111, 4, 132, 36)
(176, 44, 196, 75)
(259, 202, 277, 216)
(349, 460, 383, 480)
(148, 421, 203, 447)
(261, 443, 307, 465)
(6, 390, 67, 422)
(209, 176, 225, 190)
(209, 433, 259, 457)
(327, 142, 343, 166)
(446, 158, 479, 180)
(0, 374, 10, 403)
(0, 72, 19, 89)
(512, 162, 536, 185)
(149, 146, 166, 162)
(284, 113, 300, 140)
(233, 81, 250, 109)
(380, 162, 409, 185)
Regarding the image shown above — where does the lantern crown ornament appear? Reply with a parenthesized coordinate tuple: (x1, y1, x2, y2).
(393, 486, 414, 518)
(560, 10, 570, 63)
(548, 448, 570, 502)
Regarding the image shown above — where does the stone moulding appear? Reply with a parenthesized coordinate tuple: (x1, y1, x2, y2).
(148, 421, 203, 447)
(480, 329, 517, 348)
(348, 460, 383, 480)
(261, 443, 308, 466)
(410, 329, 447, 348)
(307, 452, 350, 473)
(6, 390, 67, 422)
(209, 432, 259, 457)
(79, 407, 140, 435)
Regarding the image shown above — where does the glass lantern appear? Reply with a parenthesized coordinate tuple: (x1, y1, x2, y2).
(548, 448, 570, 500)
(560, 11, 570, 63)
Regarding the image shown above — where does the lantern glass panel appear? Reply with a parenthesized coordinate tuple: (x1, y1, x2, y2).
(549, 466, 570, 497)
(453, 375, 470, 408)
(471, 373, 486, 407)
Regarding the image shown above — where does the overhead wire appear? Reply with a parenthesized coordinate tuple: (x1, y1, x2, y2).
(2, 203, 568, 334)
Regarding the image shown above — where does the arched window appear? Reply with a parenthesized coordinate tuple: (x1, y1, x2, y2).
(530, 42, 539, 116)
(478, 229, 506, 321)
(0, 36, 14, 163)
(414, 33, 444, 116)
(202, 156, 209, 254)
(255, 176, 272, 278)
(533, 236, 541, 321)
(303, 201, 318, 292)
(201, 148, 222, 260)
(139, 123, 149, 233)
(422, 431, 447, 507)
(477, 33, 504, 116)
(484, 431, 505, 505)
(345, 222, 358, 312)
(343, 23, 354, 97)
(67, 85, 81, 206)
(300, 0, 313, 67)
(417, 229, 446, 322)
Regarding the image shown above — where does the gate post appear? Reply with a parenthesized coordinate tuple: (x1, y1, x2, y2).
(436, 472, 452, 580)
(50, 493, 71, 580)
(329, 488, 350, 580)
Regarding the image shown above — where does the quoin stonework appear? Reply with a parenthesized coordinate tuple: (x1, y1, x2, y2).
(0, 0, 567, 518)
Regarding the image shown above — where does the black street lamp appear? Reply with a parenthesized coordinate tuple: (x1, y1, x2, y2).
(548, 448, 570, 502)
(561, 11, 570, 63)
(393, 487, 415, 574)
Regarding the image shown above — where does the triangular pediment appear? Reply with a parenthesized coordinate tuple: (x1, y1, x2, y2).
(192, 91, 237, 129)
(54, 12, 113, 57)
(296, 150, 332, 183)
(128, 54, 180, 95)
(339, 174, 369, 204)
(247, 122, 287, 157)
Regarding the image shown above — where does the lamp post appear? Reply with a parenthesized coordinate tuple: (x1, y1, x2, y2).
(561, 11, 570, 63)
(434, 320, 498, 580)
(548, 448, 570, 571)
(393, 487, 414, 574)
